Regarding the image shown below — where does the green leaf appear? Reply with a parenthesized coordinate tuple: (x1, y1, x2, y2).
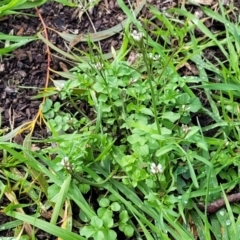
(196, 139, 208, 151)
(102, 215, 114, 228)
(189, 98, 202, 113)
(80, 226, 95, 238)
(91, 216, 103, 228)
(99, 198, 110, 208)
(53, 102, 61, 112)
(186, 156, 199, 188)
(184, 126, 199, 139)
(176, 93, 190, 105)
(5, 211, 85, 240)
(123, 224, 134, 237)
(133, 144, 149, 156)
(161, 112, 181, 122)
(52, 80, 67, 90)
(110, 202, 121, 212)
(106, 229, 117, 240)
(93, 230, 105, 240)
(54, 115, 62, 124)
(45, 110, 55, 119)
(151, 134, 167, 140)
(50, 174, 71, 225)
(119, 210, 129, 223)
(48, 184, 60, 202)
(97, 208, 113, 219)
(93, 82, 105, 92)
(155, 145, 174, 157)
(79, 184, 91, 194)
(140, 107, 154, 116)
(99, 93, 108, 102)
(79, 210, 90, 223)
(102, 104, 111, 112)
(127, 134, 140, 144)
(43, 98, 53, 113)
(120, 155, 136, 167)
(200, 83, 240, 92)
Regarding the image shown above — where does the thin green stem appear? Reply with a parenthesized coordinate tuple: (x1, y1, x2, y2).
(72, 167, 118, 187)
(98, 70, 122, 127)
(67, 94, 90, 120)
(141, 42, 162, 135)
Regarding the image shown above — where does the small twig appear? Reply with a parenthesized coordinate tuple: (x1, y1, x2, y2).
(35, 7, 51, 91)
(23, 7, 52, 134)
(197, 193, 240, 214)
(82, 1, 102, 52)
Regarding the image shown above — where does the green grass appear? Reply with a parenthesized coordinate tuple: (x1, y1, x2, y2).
(0, 0, 48, 56)
(1, 0, 240, 239)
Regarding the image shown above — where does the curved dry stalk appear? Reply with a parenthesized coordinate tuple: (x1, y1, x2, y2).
(4, 190, 33, 237)
(197, 193, 240, 214)
(56, 0, 146, 43)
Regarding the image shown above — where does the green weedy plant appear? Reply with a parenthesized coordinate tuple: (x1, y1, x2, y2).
(37, 4, 196, 238)
(80, 195, 134, 240)
(80, 196, 120, 240)
(2, 0, 240, 239)
(43, 98, 61, 119)
(43, 98, 85, 132)
(47, 28, 198, 240)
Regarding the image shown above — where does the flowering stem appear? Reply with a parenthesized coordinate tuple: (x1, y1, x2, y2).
(156, 176, 163, 191)
(141, 42, 161, 135)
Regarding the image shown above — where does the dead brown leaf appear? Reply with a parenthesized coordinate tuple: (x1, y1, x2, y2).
(69, 33, 84, 50)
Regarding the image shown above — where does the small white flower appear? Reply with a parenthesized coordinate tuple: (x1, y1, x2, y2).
(148, 53, 160, 61)
(182, 124, 191, 133)
(61, 156, 69, 166)
(51, 142, 58, 148)
(148, 53, 153, 59)
(131, 30, 143, 42)
(61, 157, 74, 170)
(153, 55, 160, 61)
(129, 78, 138, 85)
(182, 105, 190, 111)
(150, 163, 163, 174)
(95, 62, 103, 70)
(194, 9, 203, 19)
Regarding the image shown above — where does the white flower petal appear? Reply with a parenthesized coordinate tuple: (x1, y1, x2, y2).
(131, 30, 143, 42)
(156, 164, 163, 173)
(150, 163, 163, 174)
